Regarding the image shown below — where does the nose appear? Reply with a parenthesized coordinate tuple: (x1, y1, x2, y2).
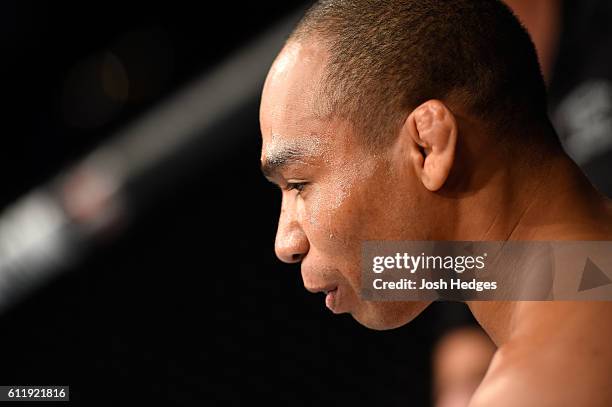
(274, 199, 309, 264)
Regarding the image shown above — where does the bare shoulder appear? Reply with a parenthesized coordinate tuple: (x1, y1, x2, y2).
(469, 308, 612, 407)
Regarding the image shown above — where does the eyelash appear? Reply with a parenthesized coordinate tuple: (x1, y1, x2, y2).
(286, 182, 307, 193)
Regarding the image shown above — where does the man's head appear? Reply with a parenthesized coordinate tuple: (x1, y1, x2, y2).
(259, 0, 554, 329)
(289, 0, 550, 148)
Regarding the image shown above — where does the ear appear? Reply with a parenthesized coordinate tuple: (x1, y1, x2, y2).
(403, 100, 457, 191)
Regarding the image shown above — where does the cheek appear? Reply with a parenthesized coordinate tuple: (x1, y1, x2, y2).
(303, 181, 369, 256)
(302, 157, 385, 253)
(302, 184, 344, 243)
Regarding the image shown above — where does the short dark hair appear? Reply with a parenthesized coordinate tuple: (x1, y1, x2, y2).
(290, 0, 550, 147)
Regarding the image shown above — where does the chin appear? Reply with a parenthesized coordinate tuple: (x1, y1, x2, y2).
(351, 301, 431, 330)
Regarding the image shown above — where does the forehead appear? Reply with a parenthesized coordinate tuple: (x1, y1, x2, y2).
(260, 41, 331, 155)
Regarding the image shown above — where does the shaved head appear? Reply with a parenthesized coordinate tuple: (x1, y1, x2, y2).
(288, 0, 551, 148)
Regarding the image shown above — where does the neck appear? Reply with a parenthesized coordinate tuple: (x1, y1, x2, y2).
(450, 128, 612, 345)
(437, 125, 559, 242)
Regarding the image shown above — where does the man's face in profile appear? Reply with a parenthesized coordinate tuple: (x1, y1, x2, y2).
(260, 41, 430, 329)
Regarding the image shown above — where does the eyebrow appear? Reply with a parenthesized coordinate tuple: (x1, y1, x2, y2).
(261, 145, 310, 179)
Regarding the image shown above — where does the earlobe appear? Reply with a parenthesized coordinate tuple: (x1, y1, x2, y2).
(404, 100, 457, 191)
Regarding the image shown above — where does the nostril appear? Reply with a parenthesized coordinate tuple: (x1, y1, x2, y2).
(275, 228, 309, 264)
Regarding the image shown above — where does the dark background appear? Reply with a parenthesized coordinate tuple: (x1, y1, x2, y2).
(0, 2, 455, 405)
(3, 1, 611, 406)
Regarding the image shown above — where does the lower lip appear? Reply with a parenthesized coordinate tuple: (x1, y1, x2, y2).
(325, 288, 341, 313)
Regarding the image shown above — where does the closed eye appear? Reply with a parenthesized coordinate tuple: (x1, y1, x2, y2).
(286, 182, 307, 192)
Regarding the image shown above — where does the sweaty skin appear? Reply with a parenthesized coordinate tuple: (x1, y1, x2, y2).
(259, 40, 612, 406)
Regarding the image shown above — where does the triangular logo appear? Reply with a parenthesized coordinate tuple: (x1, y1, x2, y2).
(578, 258, 611, 292)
